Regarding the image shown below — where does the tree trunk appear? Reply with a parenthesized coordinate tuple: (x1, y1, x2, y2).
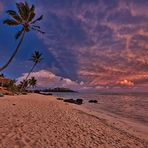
(20, 62, 37, 92)
(0, 32, 26, 72)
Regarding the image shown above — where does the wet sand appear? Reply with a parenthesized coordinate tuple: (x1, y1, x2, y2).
(0, 94, 147, 148)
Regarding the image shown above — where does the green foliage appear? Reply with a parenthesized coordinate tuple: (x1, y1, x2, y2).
(29, 77, 37, 88)
(4, 2, 44, 39)
(3, 79, 18, 93)
(30, 51, 43, 64)
(20, 51, 43, 92)
(19, 77, 37, 91)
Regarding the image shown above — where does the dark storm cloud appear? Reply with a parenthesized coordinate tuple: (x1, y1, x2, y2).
(35, 0, 148, 88)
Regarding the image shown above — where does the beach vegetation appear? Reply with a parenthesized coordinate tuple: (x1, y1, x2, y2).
(20, 51, 43, 91)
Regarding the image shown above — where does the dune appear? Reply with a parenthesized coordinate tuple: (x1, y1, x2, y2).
(0, 94, 147, 148)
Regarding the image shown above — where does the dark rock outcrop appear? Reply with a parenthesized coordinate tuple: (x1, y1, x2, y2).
(64, 98, 83, 105)
(56, 97, 64, 100)
(88, 100, 98, 103)
(76, 99, 83, 105)
(39, 92, 53, 95)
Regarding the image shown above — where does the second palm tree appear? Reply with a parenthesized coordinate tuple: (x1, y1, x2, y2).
(20, 51, 43, 92)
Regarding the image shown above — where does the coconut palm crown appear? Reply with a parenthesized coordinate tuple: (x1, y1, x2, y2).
(30, 51, 43, 64)
(4, 2, 44, 39)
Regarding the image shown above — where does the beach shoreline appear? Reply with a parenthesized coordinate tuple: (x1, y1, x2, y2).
(0, 93, 147, 147)
(71, 103, 148, 142)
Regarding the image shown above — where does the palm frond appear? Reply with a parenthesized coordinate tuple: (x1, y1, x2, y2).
(31, 15, 43, 24)
(3, 19, 19, 26)
(29, 76, 37, 88)
(16, 2, 25, 19)
(6, 10, 22, 23)
(28, 11, 35, 22)
(16, 2, 29, 20)
(38, 57, 44, 63)
(30, 51, 43, 63)
(32, 25, 40, 29)
(25, 1, 30, 13)
(31, 27, 45, 34)
(30, 4, 35, 12)
(27, 4, 35, 22)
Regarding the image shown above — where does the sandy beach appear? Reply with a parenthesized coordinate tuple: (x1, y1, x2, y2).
(0, 94, 148, 148)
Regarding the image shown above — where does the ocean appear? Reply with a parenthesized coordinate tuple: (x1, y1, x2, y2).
(52, 92, 148, 126)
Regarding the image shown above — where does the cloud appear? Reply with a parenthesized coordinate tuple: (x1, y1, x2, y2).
(118, 79, 134, 87)
(17, 70, 84, 90)
(34, 0, 148, 89)
(130, 0, 148, 17)
(3, 0, 146, 90)
(0, 1, 3, 13)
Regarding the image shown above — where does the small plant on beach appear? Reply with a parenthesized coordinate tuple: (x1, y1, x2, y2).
(20, 51, 43, 91)
(0, 2, 44, 72)
(5, 79, 18, 92)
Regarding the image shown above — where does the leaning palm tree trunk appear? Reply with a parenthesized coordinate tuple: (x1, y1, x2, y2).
(0, 32, 25, 72)
(20, 62, 37, 92)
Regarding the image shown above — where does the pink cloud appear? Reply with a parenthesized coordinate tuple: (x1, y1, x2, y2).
(35, 1, 148, 89)
(130, 2, 148, 17)
(0, 1, 3, 13)
(17, 70, 84, 90)
(118, 79, 134, 87)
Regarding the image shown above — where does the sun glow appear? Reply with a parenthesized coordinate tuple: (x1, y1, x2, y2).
(119, 79, 134, 87)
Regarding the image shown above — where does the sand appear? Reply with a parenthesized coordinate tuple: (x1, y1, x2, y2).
(0, 94, 147, 148)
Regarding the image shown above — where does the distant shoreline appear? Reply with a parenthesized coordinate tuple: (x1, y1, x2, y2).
(34, 87, 77, 93)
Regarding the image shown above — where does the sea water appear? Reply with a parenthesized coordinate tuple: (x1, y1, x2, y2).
(52, 92, 148, 126)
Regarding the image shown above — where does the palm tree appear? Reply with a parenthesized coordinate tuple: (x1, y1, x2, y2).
(0, 2, 44, 72)
(20, 50, 43, 91)
(29, 77, 37, 88)
(19, 79, 29, 91)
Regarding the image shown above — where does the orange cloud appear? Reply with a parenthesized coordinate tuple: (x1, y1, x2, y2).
(119, 79, 134, 87)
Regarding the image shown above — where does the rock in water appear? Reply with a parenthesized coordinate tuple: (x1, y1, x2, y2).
(88, 100, 98, 103)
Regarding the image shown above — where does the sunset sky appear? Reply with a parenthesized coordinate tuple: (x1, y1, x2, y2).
(0, 0, 148, 91)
